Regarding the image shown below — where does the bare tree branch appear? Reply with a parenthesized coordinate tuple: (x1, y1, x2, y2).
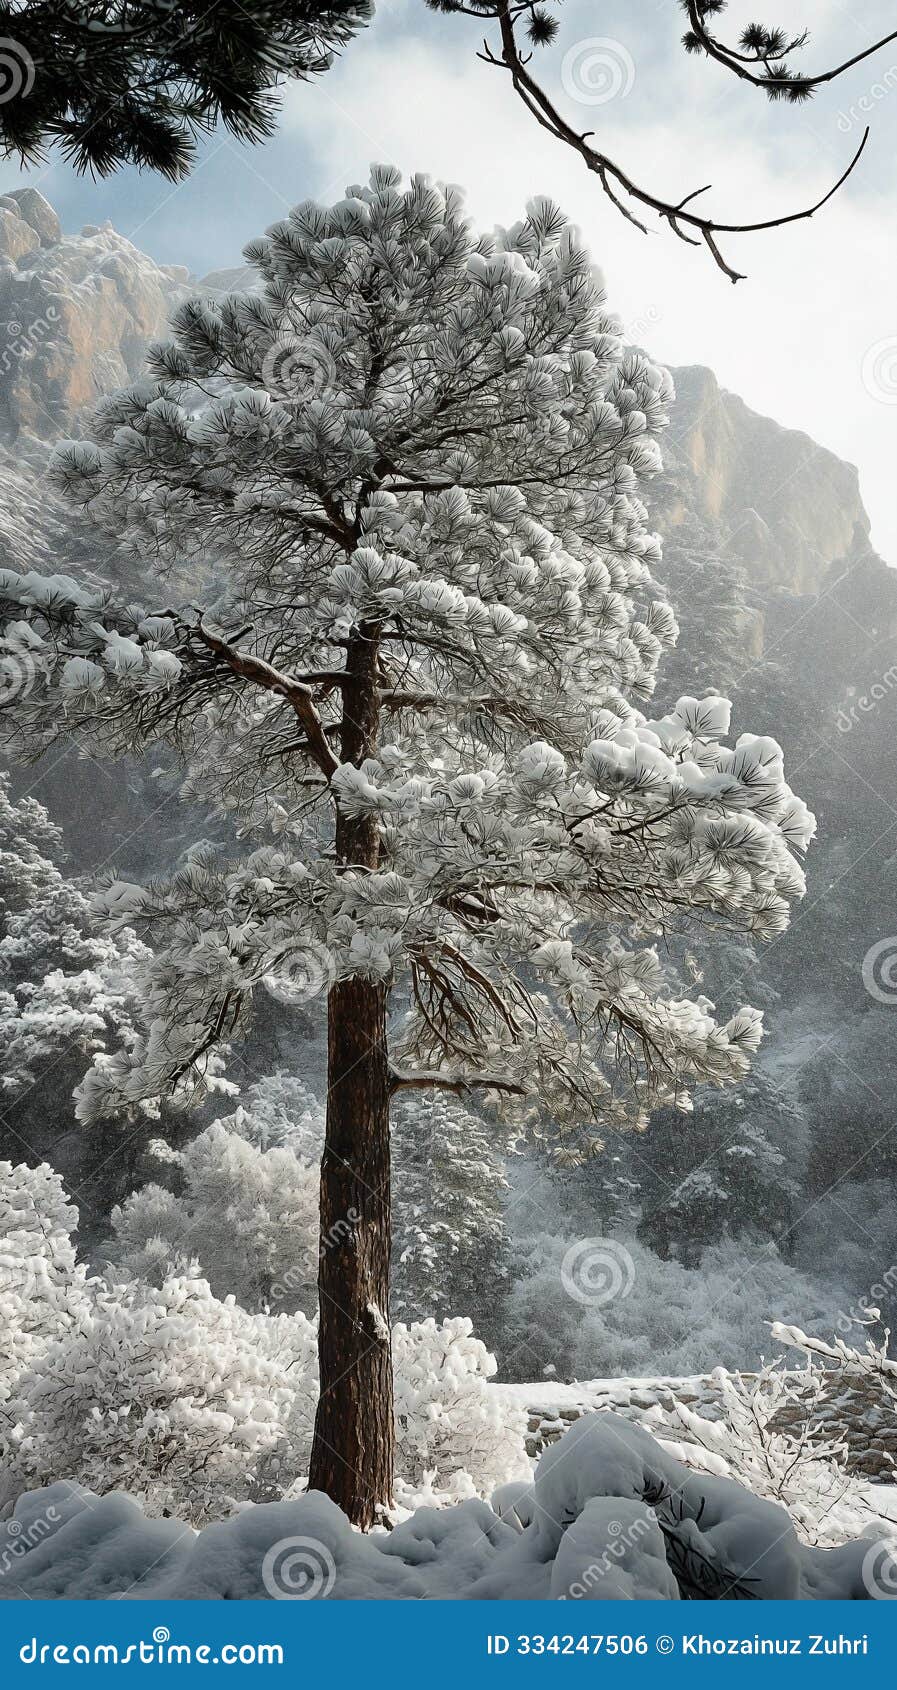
(473, 1, 870, 282)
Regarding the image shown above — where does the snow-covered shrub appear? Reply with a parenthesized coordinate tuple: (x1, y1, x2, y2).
(771, 1319, 897, 1476)
(14, 1271, 319, 1525)
(392, 1317, 528, 1494)
(10, 1213, 524, 1520)
(103, 1118, 319, 1313)
(0, 1160, 88, 1424)
(503, 1227, 848, 1380)
(657, 1362, 858, 1546)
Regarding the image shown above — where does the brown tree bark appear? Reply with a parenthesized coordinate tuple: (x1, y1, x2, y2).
(307, 620, 396, 1527)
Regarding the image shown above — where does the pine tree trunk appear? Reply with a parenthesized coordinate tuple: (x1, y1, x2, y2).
(308, 976, 394, 1526)
(307, 620, 395, 1526)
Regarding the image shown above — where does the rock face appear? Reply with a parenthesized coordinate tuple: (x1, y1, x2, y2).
(0, 214, 191, 442)
(655, 365, 871, 599)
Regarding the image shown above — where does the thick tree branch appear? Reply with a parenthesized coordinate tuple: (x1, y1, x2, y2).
(191, 617, 340, 778)
(389, 1066, 527, 1097)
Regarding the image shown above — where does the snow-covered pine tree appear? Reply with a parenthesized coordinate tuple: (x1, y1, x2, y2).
(0, 168, 814, 1523)
(391, 1088, 510, 1328)
(0, 773, 147, 1217)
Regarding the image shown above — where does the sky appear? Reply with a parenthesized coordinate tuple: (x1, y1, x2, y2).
(2, 0, 896, 557)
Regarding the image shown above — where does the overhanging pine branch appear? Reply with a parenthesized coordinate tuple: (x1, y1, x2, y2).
(682, 1, 897, 98)
(478, 1, 870, 282)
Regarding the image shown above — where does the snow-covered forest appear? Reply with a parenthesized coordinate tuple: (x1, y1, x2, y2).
(1, 0, 896, 1607)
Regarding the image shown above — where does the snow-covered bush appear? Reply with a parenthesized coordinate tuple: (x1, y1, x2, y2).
(657, 1362, 857, 1546)
(0, 1160, 89, 1424)
(103, 1118, 320, 1313)
(503, 1227, 848, 1380)
(8, 1167, 526, 1522)
(392, 1317, 528, 1494)
(14, 1271, 319, 1524)
(13, 1295, 528, 1525)
(771, 1319, 897, 1475)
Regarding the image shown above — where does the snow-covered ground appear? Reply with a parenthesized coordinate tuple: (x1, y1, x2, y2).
(3, 1408, 896, 1602)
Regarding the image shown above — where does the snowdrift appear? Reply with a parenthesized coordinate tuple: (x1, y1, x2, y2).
(1, 1414, 888, 1601)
